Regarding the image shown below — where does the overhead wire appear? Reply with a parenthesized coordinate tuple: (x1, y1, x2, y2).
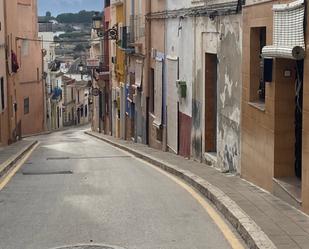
(16, 37, 93, 43)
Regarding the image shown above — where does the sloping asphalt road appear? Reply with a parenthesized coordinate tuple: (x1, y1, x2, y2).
(0, 127, 246, 249)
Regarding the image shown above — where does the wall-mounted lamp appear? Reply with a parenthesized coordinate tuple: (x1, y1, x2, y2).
(92, 12, 118, 41)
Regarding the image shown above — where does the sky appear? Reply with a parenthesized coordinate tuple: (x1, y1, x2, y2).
(38, 0, 103, 16)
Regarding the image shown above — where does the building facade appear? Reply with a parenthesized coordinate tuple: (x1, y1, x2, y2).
(90, 2, 111, 135)
(0, 0, 9, 147)
(91, 0, 309, 215)
(241, 0, 309, 213)
(96, 0, 242, 170)
(0, 0, 44, 146)
(39, 23, 57, 131)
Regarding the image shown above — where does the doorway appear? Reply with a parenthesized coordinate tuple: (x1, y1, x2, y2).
(273, 58, 303, 206)
(295, 60, 303, 179)
(205, 53, 217, 153)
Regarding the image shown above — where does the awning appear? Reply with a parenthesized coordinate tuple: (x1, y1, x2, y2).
(262, 0, 305, 60)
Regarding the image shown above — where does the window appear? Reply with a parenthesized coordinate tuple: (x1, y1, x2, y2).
(0, 77, 5, 112)
(250, 27, 267, 103)
(85, 105, 88, 117)
(24, 97, 29, 115)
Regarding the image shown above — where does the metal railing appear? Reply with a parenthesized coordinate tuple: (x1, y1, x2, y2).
(95, 55, 109, 72)
(129, 15, 145, 42)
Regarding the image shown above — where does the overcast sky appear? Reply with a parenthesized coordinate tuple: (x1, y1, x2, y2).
(38, 0, 103, 16)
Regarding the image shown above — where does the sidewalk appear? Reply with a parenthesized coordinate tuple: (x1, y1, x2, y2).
(86, 131, 309, 249)
(0, 140, 37, 178)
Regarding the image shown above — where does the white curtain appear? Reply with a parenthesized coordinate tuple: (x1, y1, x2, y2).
(135, 60, 143, 88)
(153, 58, 163, 128)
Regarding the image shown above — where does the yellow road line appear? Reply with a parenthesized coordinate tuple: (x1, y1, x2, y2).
(0, 142, 40, 191)
(117, 147, 245, 249)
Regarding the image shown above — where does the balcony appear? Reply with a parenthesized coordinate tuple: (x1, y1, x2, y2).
(119, 26, 135, 53)
(111, 0, 123, 6)
(94, 55, 110, 82)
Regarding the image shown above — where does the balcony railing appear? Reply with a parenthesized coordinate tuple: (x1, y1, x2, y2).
(129, 15, 145, 42)
(118, 26, 135, 52)
(94, 55, 110, 82)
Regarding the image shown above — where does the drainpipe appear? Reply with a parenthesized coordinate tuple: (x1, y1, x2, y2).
(144, 0, 151, 145)
(41, 42, 47, 132)
(162, 0, 168, 152)
(3, 0, 11, 143)
(99, 28, 104, 133)
(193, 15, 197, 160)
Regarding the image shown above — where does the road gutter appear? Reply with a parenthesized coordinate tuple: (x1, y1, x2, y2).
(0, 141, 38, 180)
(85, 131, 277, 249)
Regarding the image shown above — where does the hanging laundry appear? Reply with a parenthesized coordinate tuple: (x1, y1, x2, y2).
(11, 50, 19, 73)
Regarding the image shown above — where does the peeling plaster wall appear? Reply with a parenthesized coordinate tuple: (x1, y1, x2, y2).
(217, 15, 242, 173)
(193, 14, 242, 172)
(164, 0, 242, 172)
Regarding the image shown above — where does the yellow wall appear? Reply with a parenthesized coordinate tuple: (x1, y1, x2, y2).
(116, 4, 125, 83)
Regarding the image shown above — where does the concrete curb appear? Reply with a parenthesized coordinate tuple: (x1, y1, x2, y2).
(0, 140, 38, 179)
(86, 131, 277, 249)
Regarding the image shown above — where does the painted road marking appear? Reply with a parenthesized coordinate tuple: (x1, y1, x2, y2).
(0, 142, 40, 191)
(117, 148, 245, 249)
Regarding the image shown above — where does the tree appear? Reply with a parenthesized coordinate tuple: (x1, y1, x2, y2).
(56, 10, 103, 24)
(46, 11, 51, 17)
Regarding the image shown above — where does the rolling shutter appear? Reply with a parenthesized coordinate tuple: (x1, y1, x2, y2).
(153, 58, 163, 128)
(262, 0, 305, 60)
(166, 56, 178, 153)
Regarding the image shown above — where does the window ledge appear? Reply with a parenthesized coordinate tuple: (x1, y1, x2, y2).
(248, 101, 265, 112)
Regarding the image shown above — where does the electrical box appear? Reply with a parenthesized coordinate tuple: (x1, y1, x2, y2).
(176, 80, 187, 98)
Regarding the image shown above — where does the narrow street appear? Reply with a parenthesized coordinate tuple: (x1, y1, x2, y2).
(0, 127, 245, 249)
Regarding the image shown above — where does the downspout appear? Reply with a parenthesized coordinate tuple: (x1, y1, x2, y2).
(163, 0, 168, 152)
(3, 0, 11, 143)
(144, 0, 151, 144)
(191, 15, 197, 159)
(41, 41, 47, 131)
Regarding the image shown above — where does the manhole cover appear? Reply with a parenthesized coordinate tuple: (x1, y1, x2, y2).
(52, 244, 126, 249)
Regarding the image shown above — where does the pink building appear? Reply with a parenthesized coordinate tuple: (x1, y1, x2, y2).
(1, 0, 44, 145)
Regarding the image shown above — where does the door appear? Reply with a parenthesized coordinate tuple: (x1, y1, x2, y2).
(205, 53, 217, 153)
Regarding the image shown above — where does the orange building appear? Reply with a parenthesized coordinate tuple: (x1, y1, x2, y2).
(241, 0, 309, 214)
(0, 0, 9, 146)
(0, 0, 44, 146)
